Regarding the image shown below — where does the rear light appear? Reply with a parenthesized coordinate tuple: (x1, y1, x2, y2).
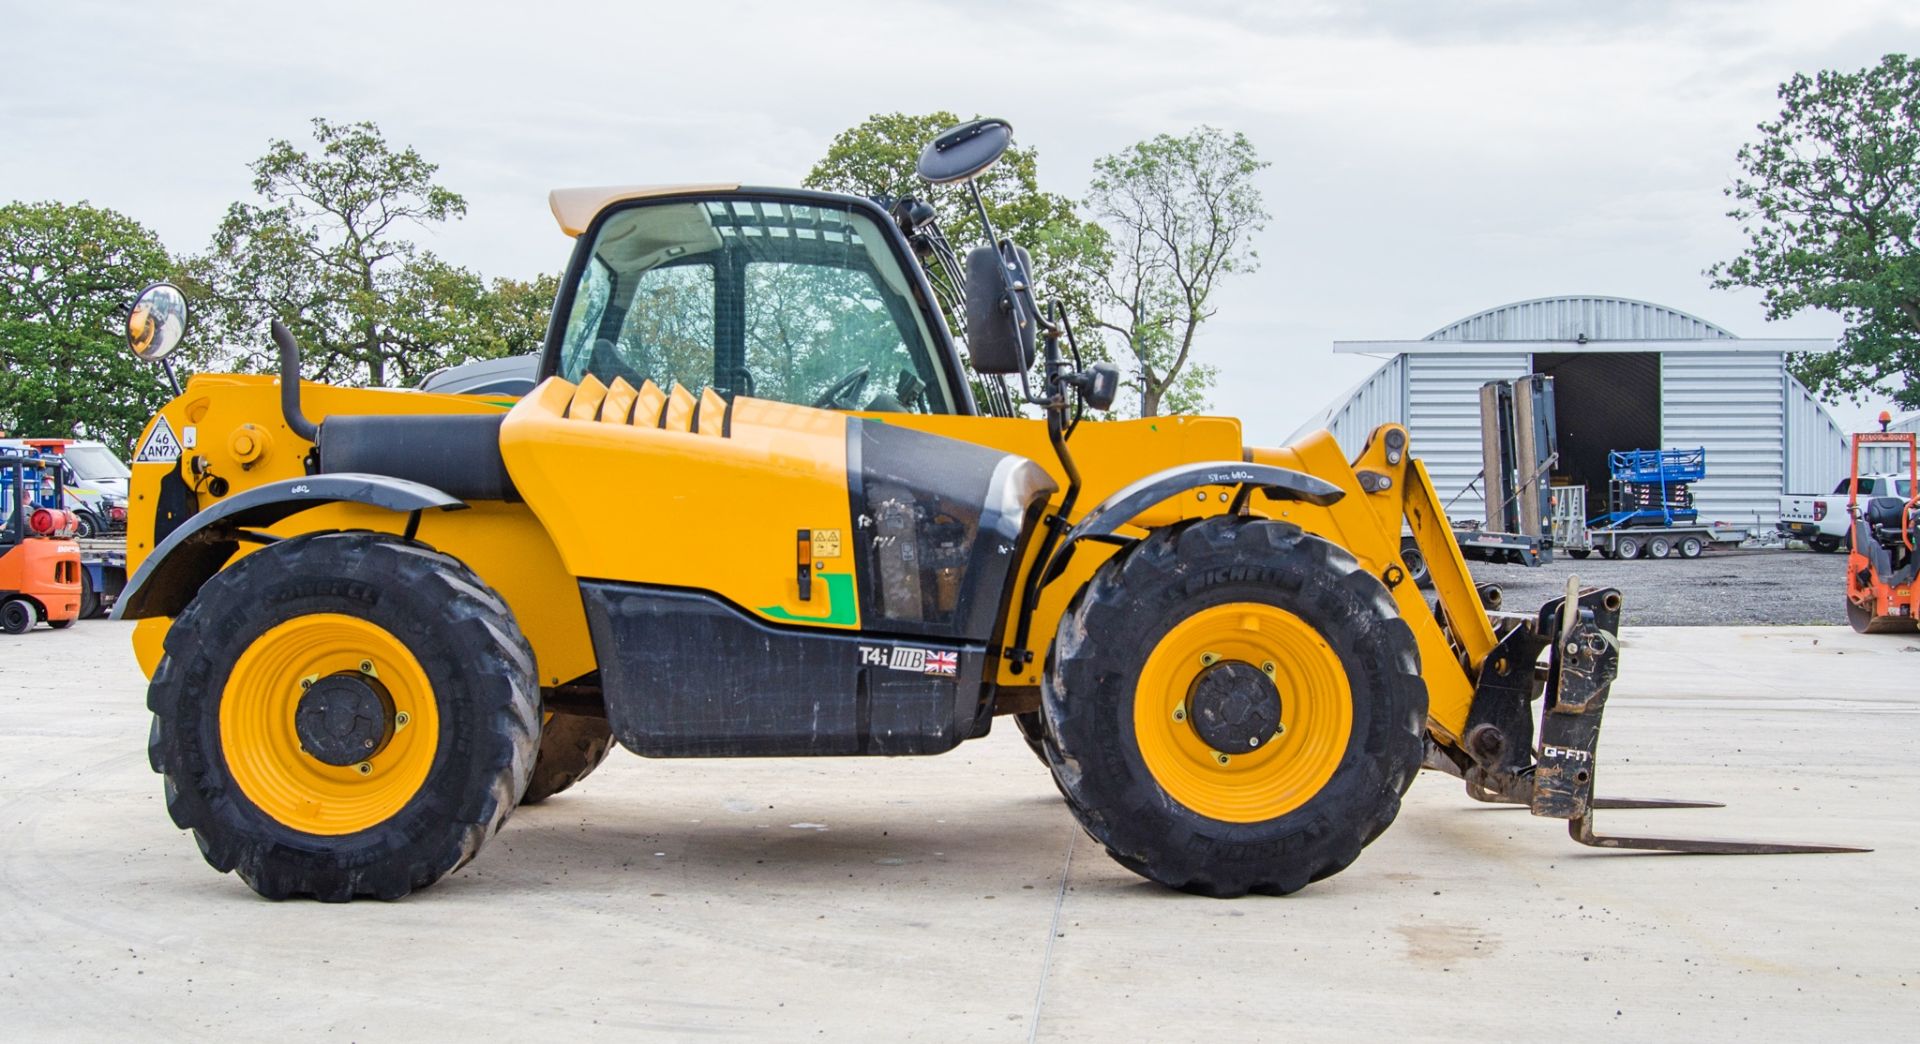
(29, 508, 54, 534)
(110, 506, 127, 521)
(1813, 502, 1826, 521)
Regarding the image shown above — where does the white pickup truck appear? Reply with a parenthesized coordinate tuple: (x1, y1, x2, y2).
(1779, 473, 1915, 551)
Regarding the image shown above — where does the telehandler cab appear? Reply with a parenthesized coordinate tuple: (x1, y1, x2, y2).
(115, 119, 1858, 901)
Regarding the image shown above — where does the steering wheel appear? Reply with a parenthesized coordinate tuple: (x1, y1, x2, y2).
(812, 364, 871, 410)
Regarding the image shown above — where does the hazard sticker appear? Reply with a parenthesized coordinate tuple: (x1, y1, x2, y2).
(135, 416, 182, 463)
(811, 529, 842, 558)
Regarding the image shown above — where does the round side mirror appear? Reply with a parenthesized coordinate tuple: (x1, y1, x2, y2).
(127, 282, 189, 363)
(917, 119, 1014, 185)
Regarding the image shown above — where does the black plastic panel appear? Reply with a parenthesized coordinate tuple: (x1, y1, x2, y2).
(846, 419, 1052, 642)
(581, 582, 989, 757)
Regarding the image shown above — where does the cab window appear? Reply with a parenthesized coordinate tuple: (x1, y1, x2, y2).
(555, 197, 955, 414)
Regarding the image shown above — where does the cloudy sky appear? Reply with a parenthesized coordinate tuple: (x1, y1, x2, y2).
(5, 0, 1914, 442)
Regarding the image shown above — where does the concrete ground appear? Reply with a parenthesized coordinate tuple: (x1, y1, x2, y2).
(2, 622, 1915, 1040)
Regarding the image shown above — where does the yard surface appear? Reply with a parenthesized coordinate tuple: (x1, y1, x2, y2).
(2, 618, 1914, 1039)
(1469, 544, 1850, 626)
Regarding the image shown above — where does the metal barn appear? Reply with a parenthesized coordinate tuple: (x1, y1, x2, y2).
(1301, 296, 1849, 534)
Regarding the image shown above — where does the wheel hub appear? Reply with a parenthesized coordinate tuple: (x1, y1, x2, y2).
(1186, 660, 1282, 755)
(295, 674, 394, 767)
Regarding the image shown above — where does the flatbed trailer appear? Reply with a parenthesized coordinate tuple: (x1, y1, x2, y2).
(1551, 486, 1742, 560)
(75, 537, 125, 618)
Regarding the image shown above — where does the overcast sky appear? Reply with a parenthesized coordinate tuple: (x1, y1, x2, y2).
(5, 0, 1914, 443)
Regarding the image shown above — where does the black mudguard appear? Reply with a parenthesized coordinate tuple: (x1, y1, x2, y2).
(112, 473, 464, 620)
(1043, 461, 1344, 583)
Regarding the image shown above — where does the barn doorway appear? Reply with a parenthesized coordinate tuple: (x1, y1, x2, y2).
(1531, 352, 1661, 522)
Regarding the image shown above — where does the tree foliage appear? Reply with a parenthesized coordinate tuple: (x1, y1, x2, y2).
(804, 112, 1110, 361)
(192, 118, 491, 387)
(0, 200, 179, 451)
(1086, 127, 1268, 417)
(1710, 53, 1920, 409)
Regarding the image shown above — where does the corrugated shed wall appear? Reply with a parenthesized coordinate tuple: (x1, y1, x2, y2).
(1407, 353, 1530, 519)
(1661, 351, 1782, 532)
(1427, 296, 1737, 342)
(1784, 375, 1851, 494)
(1324, 356, 1405, 455)
(1859, 412, 1919, 475)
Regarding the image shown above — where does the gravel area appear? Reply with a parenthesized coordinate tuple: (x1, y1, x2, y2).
(1460, 544, 1849, 626)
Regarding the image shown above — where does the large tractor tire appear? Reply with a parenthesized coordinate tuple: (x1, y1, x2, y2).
(1014, 710, 1049, 764)
(1043, 517, 1427, 897)
(146, 532, 539, 901)
(520, 712, 616, 804)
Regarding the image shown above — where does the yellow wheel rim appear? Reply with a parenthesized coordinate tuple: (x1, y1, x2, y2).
(1133, 602, 1353, 823)
(219, 614, 439, 836)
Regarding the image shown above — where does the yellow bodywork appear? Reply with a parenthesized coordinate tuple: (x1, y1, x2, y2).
(128, 368, 1493, 747)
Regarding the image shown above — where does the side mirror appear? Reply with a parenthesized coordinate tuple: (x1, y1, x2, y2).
(963, 243, 1037, 375)
(916, 119, 1014, 184)
(1075, 362, 1121, 412)
(127, 282, 189, 363)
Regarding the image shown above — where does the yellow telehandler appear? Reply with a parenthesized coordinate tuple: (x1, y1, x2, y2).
(115, 119, 1856, 900)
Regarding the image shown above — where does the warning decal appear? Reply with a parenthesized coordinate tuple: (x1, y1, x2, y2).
(135, 416, 182, 463)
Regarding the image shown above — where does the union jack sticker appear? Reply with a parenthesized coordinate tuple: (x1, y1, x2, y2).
(924, 651, 958, 677)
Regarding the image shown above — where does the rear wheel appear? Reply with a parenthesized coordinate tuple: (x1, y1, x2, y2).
(1677, 536, 1704, 559)
(520, 712, 616, 804)
(1615, 536, 1642, 560)
(1810, 535, 1841, 554)
(1568, 548, 1592, 560)
(2, 598, 36, 634)
(146, 532, 539, 901)
(1014, 710, 1049, 763)
(1647, 536, 1672, 560)
(79, 569, 99, 620)
(1044, 517, 1426, 897)
(1400, 543, 1430, 588)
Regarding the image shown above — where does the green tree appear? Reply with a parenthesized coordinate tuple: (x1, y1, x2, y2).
(1710, 54, 1920, 409)
(1086, 127, 1268, 417)
(0, 200, 179, 451)
(805, 113, 1111, 370)
(193, 118, 482, 387)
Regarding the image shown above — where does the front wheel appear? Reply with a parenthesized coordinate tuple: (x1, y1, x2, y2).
(146, 532, 539, 901)
(1044, 517, 1427, 897)
(1568, 548, 1592, 560)
(1615, 536, 1642, 560)
(1646, 536, 1672, 560)
(1677, 536, 1704, 559)
(1809, 535, 1841, 554)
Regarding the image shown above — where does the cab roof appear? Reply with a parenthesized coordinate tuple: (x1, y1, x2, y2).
(547, 185, 741, 237)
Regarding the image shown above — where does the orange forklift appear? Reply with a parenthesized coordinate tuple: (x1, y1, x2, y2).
(0, 450, 83, 634)
(1845, 412, 1919, 633)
